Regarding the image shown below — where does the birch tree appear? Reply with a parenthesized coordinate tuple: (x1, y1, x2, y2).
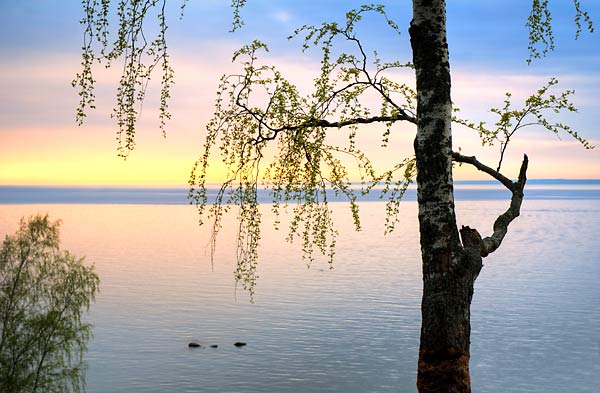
(75, 1, 593, 391)
(0, 215, 99, 393)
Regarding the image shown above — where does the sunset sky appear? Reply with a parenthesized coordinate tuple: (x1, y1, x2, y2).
(1, 0, 598, 186)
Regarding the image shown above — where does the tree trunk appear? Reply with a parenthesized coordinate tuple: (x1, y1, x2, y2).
(409, 1, 482, 391)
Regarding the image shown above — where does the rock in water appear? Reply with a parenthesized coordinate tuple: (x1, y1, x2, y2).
(210, 345, 218, 348)
(188, 342, 202, 348)
(233, 342, 247, 347)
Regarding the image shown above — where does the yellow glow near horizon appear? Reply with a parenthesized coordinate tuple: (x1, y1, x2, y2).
(2, 123, 599, 186)
(0, 150, 233, 186)
(0, 126, 230, 186)
(1, 54, 599, 186)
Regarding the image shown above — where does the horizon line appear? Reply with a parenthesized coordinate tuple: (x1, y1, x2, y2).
(1, 178, 599, 188)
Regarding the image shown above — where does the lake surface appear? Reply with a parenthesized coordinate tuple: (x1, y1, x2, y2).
(0, 184, 599, 392)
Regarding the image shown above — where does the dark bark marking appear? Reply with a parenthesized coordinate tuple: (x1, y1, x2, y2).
(418, 351, 471, 393)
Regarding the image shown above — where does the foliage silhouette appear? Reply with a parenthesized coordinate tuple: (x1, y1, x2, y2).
(0, 215, 99, 393)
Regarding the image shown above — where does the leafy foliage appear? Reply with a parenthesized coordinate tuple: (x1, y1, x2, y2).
(77, 2, 593, 297)
(0, 215, 99, 393)
(527, 0, 594, 63)
(74, 0, 180, 157)
(453, 78, 593, 171)
(74, 0, 252, 158)
(187, 7, 418, 296)
(230, 0, 247, 31)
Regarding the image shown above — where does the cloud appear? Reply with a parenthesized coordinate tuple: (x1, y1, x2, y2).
(272, 10, 292, 24)
(2, 41, 598, 185)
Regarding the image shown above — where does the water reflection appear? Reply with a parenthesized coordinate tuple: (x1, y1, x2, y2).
(0, 200, 598, 392)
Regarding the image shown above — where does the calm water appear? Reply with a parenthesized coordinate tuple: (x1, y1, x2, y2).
(0, 192, 599, 392)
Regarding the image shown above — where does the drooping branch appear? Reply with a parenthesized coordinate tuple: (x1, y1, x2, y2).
(252, 113, 416, 144)
(527, 0, 594, 64)
(455, 153, 528, 257)
(186, 7, 419, 296)
(76, 0, 177, 157)
(225, 26, 418, 146)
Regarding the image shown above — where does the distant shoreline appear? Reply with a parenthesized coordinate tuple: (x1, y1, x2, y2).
(1, 180, 600, 204)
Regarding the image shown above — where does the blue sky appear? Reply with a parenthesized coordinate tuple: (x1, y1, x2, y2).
(0, 0, 598, 185)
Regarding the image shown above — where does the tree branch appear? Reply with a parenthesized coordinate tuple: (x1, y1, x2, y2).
(455, 153, 528, 257)
(253, 113, 417, 144)
(452, 152, 514, 191)
(480, 154, 528, 256)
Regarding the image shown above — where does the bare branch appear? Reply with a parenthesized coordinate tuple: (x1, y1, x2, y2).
(452, 152, 514, 191)
(458, 154, 529, 258)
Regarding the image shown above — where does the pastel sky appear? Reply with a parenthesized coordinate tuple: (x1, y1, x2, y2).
(0, 0, 598, 186)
